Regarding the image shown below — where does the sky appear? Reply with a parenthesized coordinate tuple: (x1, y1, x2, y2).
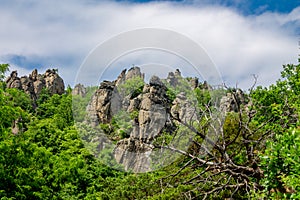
(0, 0, 299, 89)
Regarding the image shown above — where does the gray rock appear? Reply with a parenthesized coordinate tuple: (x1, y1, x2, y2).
(174, 69, 181, 77)
(190, 77, 199, 89)
(72, 83, 86, 97)
(6, 71, 22, 89)
(44, 69, 65, 95)
(149, 75, 164, 87)
(114, 139, 153, 173)
(125, 66, 144, 81)
(85, 67, 207, 172)
(115, 69, 127, 86)
(220, 89, 246, 113)
(171, 92, 198, 123)
(5, 69, 65, 101)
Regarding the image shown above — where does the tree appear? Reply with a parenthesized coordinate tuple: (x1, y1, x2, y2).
(0, 63, 9, 81)
(255, 61, 300, 199)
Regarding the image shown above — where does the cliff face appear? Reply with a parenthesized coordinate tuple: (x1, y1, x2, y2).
(78, 66, 249, 172)
(85, 67, 200, 172)
(6, 69, 65, 104)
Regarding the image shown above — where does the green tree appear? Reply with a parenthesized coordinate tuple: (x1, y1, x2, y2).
(0, 63, 9, 82)
(254, 60, 300, 199)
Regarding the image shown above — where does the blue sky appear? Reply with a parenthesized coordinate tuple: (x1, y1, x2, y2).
(0, 0, 299, 88)
(125, 0, 300, 14)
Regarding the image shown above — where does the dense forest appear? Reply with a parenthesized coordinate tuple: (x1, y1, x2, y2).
(0, 59, 299, 199)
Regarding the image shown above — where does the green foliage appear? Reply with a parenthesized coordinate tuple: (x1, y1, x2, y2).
(0, 63, 9, 81)
(36, 93, 73, 128)
(72, 86, 97, 122)
(0, 115, 119, 199)
(163, 77, 196, 102)
(110, 110, 132, 140)
(259, 128, 300, 199)
(118, 76, 144, 98)
(0, 89, 29, 133)
(281, 63, 300, 96)
(165, 86, 176, 102)
(36, 88, 51, 106)
(194, 87, 211, 109)
(251, 61, 300, 198)
(251, 62, 300, 133)
(6, 88, 34, 113)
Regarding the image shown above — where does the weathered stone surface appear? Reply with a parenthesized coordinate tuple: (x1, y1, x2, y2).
(125, 66, 144, 81)
(86, 67, 171, 172)
(20, 76, 36, 101)
(115, 69, 127, 86)
(115, 75, 169, 172)
(190, 77, 199, 89)
(171, 92, 198, 123)
(165, 69, 183, 87)
(127, 95, 141, 112)
(220, 89, 247, 113)
(5, 69, 65, 101)
(72, 83, 86, 97)
(44, 69, 65, 95)
(33, 77, 45, 97)
(85, 66, 236, 172)
(6, 71, 22, 89)
(174, 69, 181, 77)
(114, 139, 153, 173)
(86, 81, 122, 126)
(149, 75, 164, 87)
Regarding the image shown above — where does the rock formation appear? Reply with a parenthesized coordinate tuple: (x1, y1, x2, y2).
(166, 68, 182, 87)
(114, 75, 169, 172)
(85, 67, 201, 172)
(171, 92, 198, 123)
(5, 69, 65, 103)
(72, 83, 86, 97)
(220, 89, 247, 113)
(86, 81, 121, 126)
(82, 67, 251, 172)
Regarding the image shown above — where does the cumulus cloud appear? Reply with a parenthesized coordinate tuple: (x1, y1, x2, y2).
(0, 0, 299, 88)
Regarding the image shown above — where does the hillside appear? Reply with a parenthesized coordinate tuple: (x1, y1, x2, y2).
(0, 62, 299, 199)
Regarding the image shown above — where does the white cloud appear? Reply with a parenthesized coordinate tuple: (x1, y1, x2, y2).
(0, 0, 299, 89)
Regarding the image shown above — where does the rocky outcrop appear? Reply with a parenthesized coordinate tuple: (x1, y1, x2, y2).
(86, 81, 121, 126)
(114, 75, 169, 172)
(44, 69, 65, 95)
(115, 67, 144, 87)
(85, 67, 203, 172)
(6, 71, 22, 89)
(114, 139, 153, 172)
(72, 83, 86, 97)
(85, 67, 253, 172)
(5, 69, 65, 103)
(220, 89, 247, 113)
(166, 69, 182, 87)
(171, 92, 198, 123)
(125, 66, 145, 81)
(189, 78, 199, 89)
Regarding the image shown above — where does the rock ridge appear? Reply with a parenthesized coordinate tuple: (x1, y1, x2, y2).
(6, 69, 65, 105)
